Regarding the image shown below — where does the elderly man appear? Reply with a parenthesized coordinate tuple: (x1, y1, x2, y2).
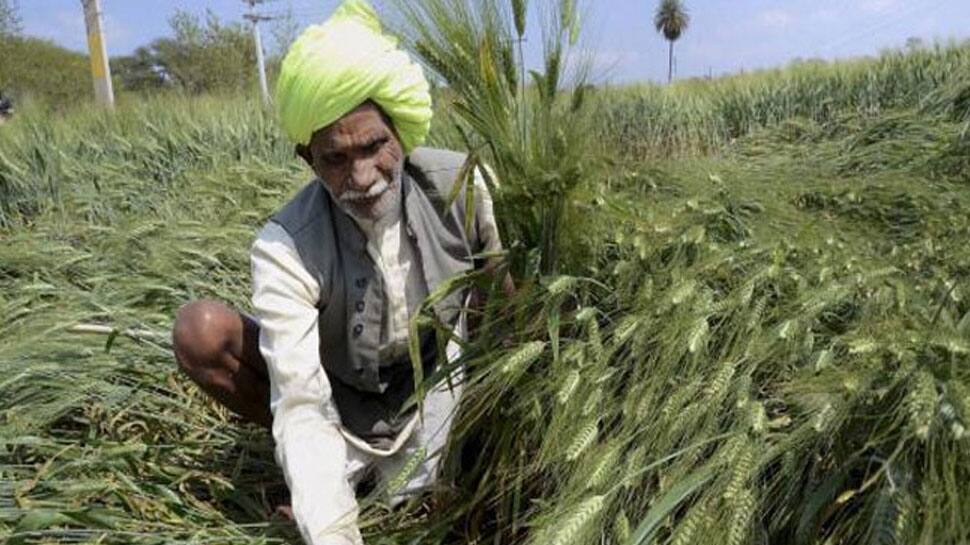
(171, 1, 506, 544)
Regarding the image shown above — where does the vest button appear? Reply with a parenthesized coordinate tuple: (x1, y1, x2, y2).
(355, 277, 367, 289)
(352, 324, 363, 337)
(355, 301, 365, 312)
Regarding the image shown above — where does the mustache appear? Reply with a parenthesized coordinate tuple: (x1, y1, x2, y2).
(340, 177, 392, 203)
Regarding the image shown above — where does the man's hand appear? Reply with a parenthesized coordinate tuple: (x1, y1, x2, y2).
(273, 504, 295, 522)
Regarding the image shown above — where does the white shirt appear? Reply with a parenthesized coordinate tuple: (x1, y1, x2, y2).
(250, 169, 500, 545)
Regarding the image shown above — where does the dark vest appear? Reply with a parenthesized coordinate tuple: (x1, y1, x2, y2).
(270, 147, 477, 443)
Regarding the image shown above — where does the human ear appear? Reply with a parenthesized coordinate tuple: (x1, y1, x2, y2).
(295, 143, 313, 167)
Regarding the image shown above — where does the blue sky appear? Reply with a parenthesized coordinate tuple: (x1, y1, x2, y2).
(18, 0, 970, 83)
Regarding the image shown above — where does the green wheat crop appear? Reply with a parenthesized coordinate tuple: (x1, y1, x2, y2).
(2, 2, 970, 545)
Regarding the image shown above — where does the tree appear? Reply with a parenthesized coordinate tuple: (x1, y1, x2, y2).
(111, 10, 261, 96)
(0, 36, 90, 107)
(653, 0, 689, 84)
(905, 36, 925, 52)
(111, 46, 168, 93)
(0, 0, 23, 39)
(111, 9, 256, 95)
(153, 10, 256, 94)
(264, 6, 301, 83)
(0, 0, 21, 38)
(270, 7, 300, 59)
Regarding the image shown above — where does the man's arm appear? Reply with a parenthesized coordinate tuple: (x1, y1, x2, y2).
(251, 223, 362, 545)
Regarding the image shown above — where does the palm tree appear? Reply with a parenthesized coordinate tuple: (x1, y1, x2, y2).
(654, 0, 689, 83)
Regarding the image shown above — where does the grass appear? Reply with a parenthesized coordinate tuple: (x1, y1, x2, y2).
(0, 94, 303, 544)
(592, 40, 970, 157)
(2, 2, 970, 544)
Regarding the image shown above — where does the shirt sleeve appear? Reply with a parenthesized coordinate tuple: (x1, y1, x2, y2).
(472, 165, 504, 255)
(250, 222, 363, 545)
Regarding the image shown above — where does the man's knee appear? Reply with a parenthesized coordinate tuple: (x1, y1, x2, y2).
(172, 300, 236, 374)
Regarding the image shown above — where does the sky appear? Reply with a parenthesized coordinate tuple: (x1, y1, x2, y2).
(17, 0, 970, 84)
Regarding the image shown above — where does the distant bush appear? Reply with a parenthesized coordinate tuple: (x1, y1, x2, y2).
(0, 8, 268, 109)
(111, 10, 261, 96)
(0, 35, 91, 109)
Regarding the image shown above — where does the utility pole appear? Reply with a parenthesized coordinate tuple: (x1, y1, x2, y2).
(242, 0, 272, 105)
(80, 0, 114, 108)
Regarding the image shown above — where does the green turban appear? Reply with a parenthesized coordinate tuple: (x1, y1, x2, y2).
(275, 0, 432, 153)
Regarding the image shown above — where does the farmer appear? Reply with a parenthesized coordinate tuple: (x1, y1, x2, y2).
(171, 1, 507, 544)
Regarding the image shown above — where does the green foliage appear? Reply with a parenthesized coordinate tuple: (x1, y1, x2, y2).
(111, 46, 168, 93)
(654, 0, 689, 41)
(0, 35, 91, 108)
(511, 0, 528, 38)
(109, 9, 270, 97)
(395, 0, 597, 275)
(596, 40, 970, 156)
(2, 3, 970, 545)
(141, 10, 258, 94)
(0, 7, 264, 108)
(0, 94, 301, 544)
(654, 0, 689, 82)
(0, 7, 266, 104)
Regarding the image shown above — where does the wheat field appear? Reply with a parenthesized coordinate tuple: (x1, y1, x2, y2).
(2, 1, 970, 544)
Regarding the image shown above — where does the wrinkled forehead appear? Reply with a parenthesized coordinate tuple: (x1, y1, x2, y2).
(311, 101, 398, 152)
